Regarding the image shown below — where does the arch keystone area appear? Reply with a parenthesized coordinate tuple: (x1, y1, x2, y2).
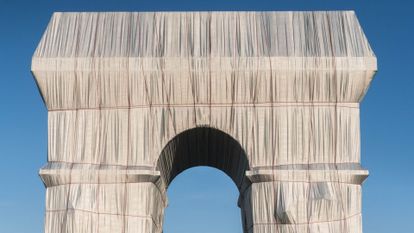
(32, 11, 376, 233)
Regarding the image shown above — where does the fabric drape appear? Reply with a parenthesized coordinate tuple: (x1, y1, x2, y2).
(32, 11, 376, 233)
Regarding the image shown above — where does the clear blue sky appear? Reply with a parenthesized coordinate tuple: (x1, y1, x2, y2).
(0, 0, 413, 233)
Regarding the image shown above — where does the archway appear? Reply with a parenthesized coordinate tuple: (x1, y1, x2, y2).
(156, 127, 250, 191)
(156, 127, 251, 233)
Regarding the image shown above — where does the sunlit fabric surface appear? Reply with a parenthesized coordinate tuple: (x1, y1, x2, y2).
(32, 11, 376, 233)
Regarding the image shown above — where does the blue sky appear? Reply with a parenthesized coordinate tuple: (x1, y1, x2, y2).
(0, 0, 413, 232)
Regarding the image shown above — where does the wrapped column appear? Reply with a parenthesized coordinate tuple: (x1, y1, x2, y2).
(42, 167, 165, 233)
(244, 167, 367, 233)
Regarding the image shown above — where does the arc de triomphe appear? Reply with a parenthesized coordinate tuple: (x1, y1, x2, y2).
(32, 11, 376, 233)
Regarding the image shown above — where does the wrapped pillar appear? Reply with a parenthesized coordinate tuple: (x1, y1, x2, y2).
(41, 165, 165, 233)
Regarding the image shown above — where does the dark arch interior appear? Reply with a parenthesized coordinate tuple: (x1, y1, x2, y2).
(156, 127, 250, 191)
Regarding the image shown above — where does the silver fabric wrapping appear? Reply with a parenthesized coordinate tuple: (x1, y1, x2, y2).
(32, 11, 376, 233)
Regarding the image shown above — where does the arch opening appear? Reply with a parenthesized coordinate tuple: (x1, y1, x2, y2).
(163, 167, 243, 233)
(156, 127, 250, 192)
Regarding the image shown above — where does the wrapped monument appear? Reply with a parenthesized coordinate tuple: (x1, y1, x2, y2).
(32, 11, 376, 233)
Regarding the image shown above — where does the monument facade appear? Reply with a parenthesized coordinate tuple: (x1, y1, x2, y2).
(32, 11, 376, 233)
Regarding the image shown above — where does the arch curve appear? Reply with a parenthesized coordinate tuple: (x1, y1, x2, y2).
(156, 127, 250, 191)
